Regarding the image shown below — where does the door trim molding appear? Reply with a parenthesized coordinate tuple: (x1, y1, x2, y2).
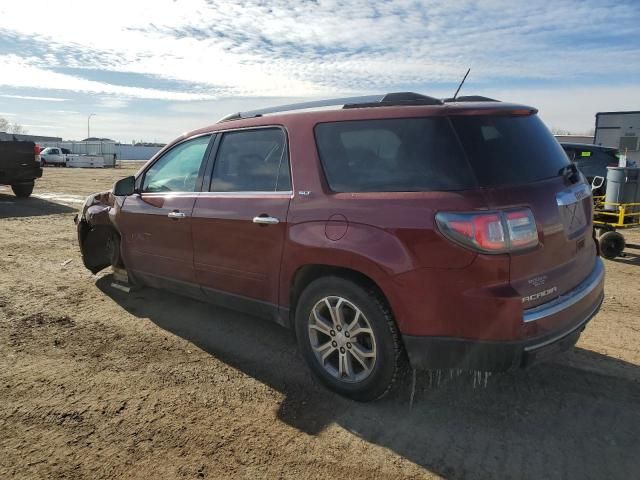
(132, 270, 290, 328)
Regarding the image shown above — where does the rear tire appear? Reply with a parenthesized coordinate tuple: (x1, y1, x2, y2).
(597, 227, 613, 237)
(11, 182, 34, 198)
(599, 231, 625, 259)
(294, 276, 406, 401)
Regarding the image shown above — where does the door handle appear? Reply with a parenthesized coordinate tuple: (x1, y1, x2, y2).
(253, 215, 279, 225)
(168, 211, 187, 219)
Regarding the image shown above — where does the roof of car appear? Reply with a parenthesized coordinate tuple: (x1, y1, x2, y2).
(180, 93, 537, 142)
(596, 111, 640, 117)
(560, 142, 618, 151)
(216, 92, 534, 123)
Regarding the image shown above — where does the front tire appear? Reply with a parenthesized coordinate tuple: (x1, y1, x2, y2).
(11, 182, 34, 198)
(294, 276, 406, 401)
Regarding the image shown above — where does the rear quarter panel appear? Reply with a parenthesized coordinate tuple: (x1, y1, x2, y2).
(279, 116, 493, 334)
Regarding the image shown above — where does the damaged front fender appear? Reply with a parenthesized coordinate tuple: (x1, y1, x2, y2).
(75, 191, 123, 274)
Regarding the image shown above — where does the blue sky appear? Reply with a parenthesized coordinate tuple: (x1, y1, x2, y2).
(1, 0, 639, 142)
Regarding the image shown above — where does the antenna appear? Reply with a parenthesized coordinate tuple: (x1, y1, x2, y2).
(452, 68, 471, 100)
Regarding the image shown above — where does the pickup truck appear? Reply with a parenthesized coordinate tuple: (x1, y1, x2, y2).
(40, 147, 74, 166)
(0, 141, 42, 197)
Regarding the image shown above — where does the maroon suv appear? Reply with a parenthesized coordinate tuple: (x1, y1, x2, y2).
(76, 93, 604, 401)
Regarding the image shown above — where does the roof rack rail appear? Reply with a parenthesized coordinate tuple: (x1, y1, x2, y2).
(443, 95, 499, 103)
(343, 92, 443, 109)
(217, 92, 444, 122)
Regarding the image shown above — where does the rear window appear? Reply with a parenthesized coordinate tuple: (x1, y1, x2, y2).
(450, 114, 570, 187)
(315, 117, 476, 192)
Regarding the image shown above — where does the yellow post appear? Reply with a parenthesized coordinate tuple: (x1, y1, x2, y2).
(619, 204, 626, 227)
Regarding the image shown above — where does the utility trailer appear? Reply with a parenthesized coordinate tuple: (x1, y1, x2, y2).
(66, 156, 105, 168)
(592, 166, 640, 259)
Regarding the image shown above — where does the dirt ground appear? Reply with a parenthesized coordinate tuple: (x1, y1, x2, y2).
(1, 165, 639, 480)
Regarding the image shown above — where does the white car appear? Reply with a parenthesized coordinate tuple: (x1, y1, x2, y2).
(40, 147, 73, 166)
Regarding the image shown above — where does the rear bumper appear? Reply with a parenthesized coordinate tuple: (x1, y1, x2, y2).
(403, 258, 605, 371)
(0, 165, 42, 184)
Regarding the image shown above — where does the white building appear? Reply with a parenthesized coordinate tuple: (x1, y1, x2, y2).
(594, 111, 640, 163)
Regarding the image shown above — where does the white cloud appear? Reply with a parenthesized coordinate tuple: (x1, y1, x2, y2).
(0, 55, 217, 101)
(0, 93, 69, 102)
(95, 96, 131, 110)
(0, 0, 639, 138)
(21, 124, 58, 129)
(1, 0, 638, 98)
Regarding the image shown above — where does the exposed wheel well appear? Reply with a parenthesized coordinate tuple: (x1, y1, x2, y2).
(289, 264, 391, 327)
(80, 222, 123, 273)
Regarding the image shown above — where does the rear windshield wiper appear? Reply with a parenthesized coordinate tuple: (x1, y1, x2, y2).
(558, 164, 580, 184)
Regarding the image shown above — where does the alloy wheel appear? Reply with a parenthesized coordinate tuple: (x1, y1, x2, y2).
(308, 296, 377, 383)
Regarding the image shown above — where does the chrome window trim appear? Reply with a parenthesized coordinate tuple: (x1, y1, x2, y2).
(523, 257, 604, 323)
(140, 191, 293, 198)
(138, 192, 200, 197)
(199, 191, 293, 198)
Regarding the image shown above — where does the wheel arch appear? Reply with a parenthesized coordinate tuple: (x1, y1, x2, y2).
(78, 219, 123, 273)
(287, 264, 395, 329)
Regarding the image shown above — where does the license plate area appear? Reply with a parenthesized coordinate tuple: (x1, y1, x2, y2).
(556, 184, 590, 239)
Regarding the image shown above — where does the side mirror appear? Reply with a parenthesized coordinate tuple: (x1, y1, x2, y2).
(113, 176, 136, 196)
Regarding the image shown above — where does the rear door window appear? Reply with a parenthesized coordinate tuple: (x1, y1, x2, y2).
(450, 115, 570, 187)
(314, 118, 476, 192)
(210, 128, 290, 192)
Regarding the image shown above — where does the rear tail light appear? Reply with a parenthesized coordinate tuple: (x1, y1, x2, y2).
(436, 208, 538, 253)
(504, 210, 538, 248)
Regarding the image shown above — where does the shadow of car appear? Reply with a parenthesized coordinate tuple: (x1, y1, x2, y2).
(96, 274, 640, 479)
(0, 192, 77, 219)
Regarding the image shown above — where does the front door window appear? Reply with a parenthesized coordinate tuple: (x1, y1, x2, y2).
(142, 135, 211, 193)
